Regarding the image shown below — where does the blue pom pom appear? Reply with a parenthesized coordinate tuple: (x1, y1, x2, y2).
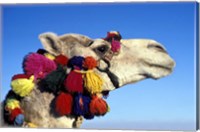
(68, 56, 84, 69)
(84, 113, 95, 120)
(14, 114, 24, 126)
(73, 93, 90, 116)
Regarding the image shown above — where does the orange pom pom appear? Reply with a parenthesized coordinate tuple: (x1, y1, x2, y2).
(89, 95, 108, 116)
(83, 56, 97, 70)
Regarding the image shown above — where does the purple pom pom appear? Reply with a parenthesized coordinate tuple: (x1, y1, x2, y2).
(68, 56, 84, 69)
(73, 93, 90, 116)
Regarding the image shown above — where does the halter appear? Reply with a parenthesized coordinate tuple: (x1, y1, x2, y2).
(97, 56, 119, 89)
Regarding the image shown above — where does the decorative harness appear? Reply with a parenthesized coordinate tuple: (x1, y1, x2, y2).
(3, 31, 122, 128)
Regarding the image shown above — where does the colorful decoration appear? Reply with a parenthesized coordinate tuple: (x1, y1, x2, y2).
(104, 31, 122, 53)
(83, 56, 103, 94)
(54, 54, 69, 66)
(4, 44, 113, 126)
(73, 93, 90, 116)
(42, 65, 66, 93)
(55, 92, 73, 116)
(23, 53, 57, 79)
(64, 56, 84, 93)
(37, 49, 55, 60)
(14, 114, 25, 126)
(11, 75, 35, 97)
(5, 99, 20, 110)
(9, 108, 23, 122)
(89, 94, 109, 116)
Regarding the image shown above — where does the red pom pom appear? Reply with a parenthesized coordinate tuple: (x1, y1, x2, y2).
(54, 54, 69, 66)
(9, 108, 23, 122)
(90, 95, 108, 116)
(64, 68, 83, 93)
(83, 56, 97, 70)
(55, 92, 73, 116)
(11, 74, 31, 81)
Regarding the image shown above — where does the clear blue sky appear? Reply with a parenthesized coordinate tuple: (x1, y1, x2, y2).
(1, 2, 197, 131)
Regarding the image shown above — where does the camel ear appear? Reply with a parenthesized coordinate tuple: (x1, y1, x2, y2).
(39, 32, 63, 56)
(59, 34, 94, 47)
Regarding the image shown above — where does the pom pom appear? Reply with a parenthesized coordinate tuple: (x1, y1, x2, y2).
(84, 70, 103, 94)
(11, 75, 35, 97)
(5, 99, 20, 110)
(23, 53, 57, 79)
(111, 40, 121, 52)
(44, 53, 55, 60)
(68, 56, 84, 69)
(42, 66, 66, 93)
(11, 74, 31, 81)
(90, 94, 109, 116)
(73, 93, 90, 116)
(37, 49, 48, 55)
(25, 122, 37, 128)
(103, 31, 122, 42)
(37, 49, 55, 60)
(55, 92, 73, 116)
(64, 67, 83, 93)
(5, 90, 21, 101)
(83, 113, 95, 120)
(83, 56, 97, 70)
(14, 114, 24, 126)
(54, 54, 69, 66)
(9, 108, 23, 122)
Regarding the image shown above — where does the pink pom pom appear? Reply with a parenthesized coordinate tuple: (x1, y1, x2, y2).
(111, 40, 121, 52)
(23, 53, 57, 79)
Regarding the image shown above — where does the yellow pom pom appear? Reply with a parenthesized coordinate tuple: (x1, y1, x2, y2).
(5, 99, 20, 110)
(27, 122, 37, 128)
(11, 75, 35, 97)
(44, 53, 55, 60)
(84, 70, 103, 94)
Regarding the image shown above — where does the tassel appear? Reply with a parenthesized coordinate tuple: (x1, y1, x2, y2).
(64, 67, 83, 93)
(84, 70, 103, 94)
(55, 92, 73, 116)
(84, 113, 94, 120)
(89, 94, 109, 116)
(73, 93, 90, 116)
(83, 56, 97, 70)
(37, 49, 55, 60)
(54, 54, 69, 66)
(42, 66, 66, 93)
(37, 49, 48, 55)
(9, 108, 23, 123)
(83, 57, 103, 94)
(5, 99, 20, 110)
(23, 53, 57, 79)
(14, 114, 24, 126)
(111, 39, 121, 53)
(11, 75, 35, 97)
(68, 56, 84, 69)
(11, 74, 31, 81)
(26, 122, 37, 128)
(44, 53, 55, 60)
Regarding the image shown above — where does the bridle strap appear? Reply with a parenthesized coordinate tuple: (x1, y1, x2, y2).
(97, 58, 119, 88)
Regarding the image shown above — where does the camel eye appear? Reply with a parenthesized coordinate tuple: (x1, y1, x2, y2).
(96, 45, 108, 54)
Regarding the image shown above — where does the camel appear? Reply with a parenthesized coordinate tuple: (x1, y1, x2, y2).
(2, 32, 175, 128)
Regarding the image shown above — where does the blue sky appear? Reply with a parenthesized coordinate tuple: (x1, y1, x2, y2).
(1, 2, 197, 130)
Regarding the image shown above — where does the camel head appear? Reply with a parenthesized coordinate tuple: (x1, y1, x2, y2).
(2, 32, 175, 128)
(39, 32, 175, 92)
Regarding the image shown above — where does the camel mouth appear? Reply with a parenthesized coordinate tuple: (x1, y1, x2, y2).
(139, 61, 175, 80)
